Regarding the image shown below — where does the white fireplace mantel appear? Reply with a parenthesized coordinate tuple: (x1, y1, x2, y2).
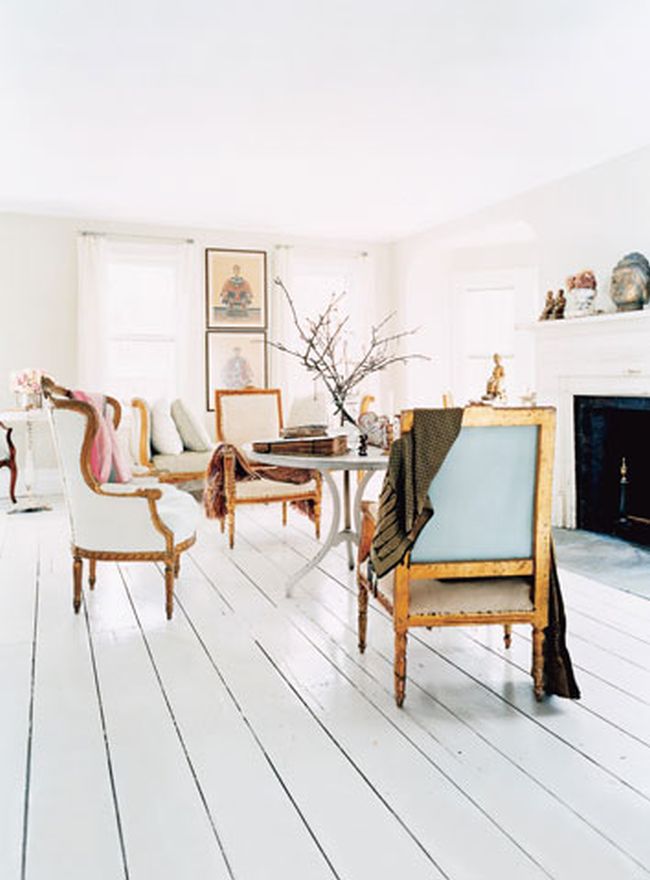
(532, 310, 650, 527)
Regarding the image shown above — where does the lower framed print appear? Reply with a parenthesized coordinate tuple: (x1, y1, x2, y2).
(205, 331, 267, 410)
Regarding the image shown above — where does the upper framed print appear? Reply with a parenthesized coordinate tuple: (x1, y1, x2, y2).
(205, 248, 267, 329)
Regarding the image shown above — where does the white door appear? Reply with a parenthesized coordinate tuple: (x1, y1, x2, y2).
(451, 269, 536, 405)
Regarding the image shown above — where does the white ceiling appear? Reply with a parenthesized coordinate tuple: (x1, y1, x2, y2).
(2, 0, 650, 242)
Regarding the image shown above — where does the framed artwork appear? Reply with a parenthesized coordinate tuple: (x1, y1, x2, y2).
(205, 331, 267, 410)
(205, 248, 267, 329)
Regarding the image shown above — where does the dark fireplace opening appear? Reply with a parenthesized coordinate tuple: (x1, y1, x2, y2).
(574, 395, 650, 545)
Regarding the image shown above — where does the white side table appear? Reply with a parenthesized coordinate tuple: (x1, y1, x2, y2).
(0, 408, 52, 513)
(244, 444, 388, 595)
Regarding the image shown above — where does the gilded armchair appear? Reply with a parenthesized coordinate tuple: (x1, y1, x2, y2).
(358, 406, 556, 705)
(214, 388, 322, 549)
(44, 379, 198, 619)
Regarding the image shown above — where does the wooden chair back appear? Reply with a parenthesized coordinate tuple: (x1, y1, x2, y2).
(215, 388, 283, 447)
(400, 406, 556, 615)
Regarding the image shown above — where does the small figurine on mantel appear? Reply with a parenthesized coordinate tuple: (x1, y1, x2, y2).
(551, 288, 566, 319)
(481, 353, 506, 403)
(539, 290, 555, 321)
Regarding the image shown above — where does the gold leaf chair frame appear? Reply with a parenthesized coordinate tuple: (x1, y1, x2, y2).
(214, 388, 322, 549)
(43, 378, 196, 619)
(358, 405, 556, 705)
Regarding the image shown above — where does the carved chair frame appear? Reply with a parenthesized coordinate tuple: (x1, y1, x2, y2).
(43, 378, 195, 619)
(357, 405, 556, 705)
(131, 397, 206, 485)
(214, 387, 322, 549)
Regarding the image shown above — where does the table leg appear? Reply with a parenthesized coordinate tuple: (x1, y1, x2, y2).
(343, 470, 355, 570)
(24, 419, 35, 503)
(7, 416, 51, 515)
(285, 469, 341, 598)
(286, 467, 379, 595)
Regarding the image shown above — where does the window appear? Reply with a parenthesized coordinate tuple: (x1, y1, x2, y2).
(271, 248, 371, 419)
(78, 236, 191, 402)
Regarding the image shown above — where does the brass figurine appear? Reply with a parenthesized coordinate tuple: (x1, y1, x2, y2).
(551, 288, 566, 319)
(482, 353, 506, 403)
(539, 290, 555, 321)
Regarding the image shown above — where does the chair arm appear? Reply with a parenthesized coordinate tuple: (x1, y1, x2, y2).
(93, 484, 163, 502)
(358, 500, 378, 565)
(71, 485, 179, 554)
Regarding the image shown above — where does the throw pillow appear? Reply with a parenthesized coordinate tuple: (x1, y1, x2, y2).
(171, 399, 212, 452)
(151, 399, 184, 455)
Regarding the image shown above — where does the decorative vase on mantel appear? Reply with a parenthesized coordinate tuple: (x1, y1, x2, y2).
(566, 287, 596, 318)
(566, 269, 597, 318)
(609, 252, 650, 312)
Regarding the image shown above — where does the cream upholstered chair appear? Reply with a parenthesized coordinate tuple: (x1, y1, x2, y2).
(44, 379, 199, 619)
(358, 406, 556, 706)
(214, 388, 322, 548)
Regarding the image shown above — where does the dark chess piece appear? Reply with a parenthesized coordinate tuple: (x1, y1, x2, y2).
(357, 432, 368, 457)
(552, 288, 566, 319)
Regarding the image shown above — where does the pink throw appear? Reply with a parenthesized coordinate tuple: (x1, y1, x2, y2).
(73, 391, 132, 483)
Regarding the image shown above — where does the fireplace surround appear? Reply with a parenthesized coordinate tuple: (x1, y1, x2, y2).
(532, 307, 650, 528)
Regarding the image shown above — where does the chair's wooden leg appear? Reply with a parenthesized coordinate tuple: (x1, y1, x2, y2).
(165, 562, 175, 620)
(73, 554, 83, 613)
(532, 626, 545, 701)
(174, 556, 180, 578)
(314, 496, 321, 540)
(358, 579, 368, 653)
(394, 630, 407, 707)
(227, 504, 235, 550)
(88, 558, 97, 590)
(282, 501, 287, 527)
(219, 518, 225, 534)
(503, 623, 512, 649)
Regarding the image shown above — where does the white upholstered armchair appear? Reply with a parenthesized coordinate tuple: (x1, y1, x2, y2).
(44, 379, 199, 619)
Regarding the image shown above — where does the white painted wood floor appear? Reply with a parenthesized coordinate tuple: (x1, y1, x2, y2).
(1, 500, 650, 880)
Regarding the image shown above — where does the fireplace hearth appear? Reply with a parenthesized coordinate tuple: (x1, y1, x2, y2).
(574, 395, 650, 544)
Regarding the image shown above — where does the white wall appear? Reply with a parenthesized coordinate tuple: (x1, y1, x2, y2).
(390, 144, 650, 407)
(0, 211, 390, 482)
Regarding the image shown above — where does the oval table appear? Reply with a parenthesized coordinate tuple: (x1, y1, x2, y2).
(244, 444, 388, 596)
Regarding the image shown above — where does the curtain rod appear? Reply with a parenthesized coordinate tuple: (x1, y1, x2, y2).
(275, 243, 369, 258)
(80, 231, 194, 245)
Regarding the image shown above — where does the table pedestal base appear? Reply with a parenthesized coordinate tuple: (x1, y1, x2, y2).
(286, 468, 374, 597)
(7, 498, 52, 515)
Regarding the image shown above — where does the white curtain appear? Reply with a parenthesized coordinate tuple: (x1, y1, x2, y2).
(270, 244, 294, 392)
(175, 241, 200, 413)
(77, 233, 109, 389)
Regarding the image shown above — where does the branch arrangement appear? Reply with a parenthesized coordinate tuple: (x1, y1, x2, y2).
(268, 278, 429, 426)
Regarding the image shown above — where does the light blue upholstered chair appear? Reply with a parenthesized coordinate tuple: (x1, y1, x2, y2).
(357, 406, 556, 706)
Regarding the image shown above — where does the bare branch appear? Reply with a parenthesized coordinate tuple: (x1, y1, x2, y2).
(269, 281, 430, 426)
